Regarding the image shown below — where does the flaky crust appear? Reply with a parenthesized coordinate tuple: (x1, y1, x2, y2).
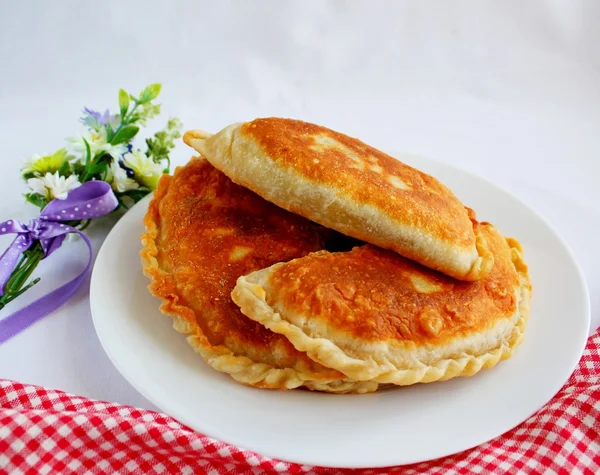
(183, 119, 493, 281)
(232, 224, 531, 385)
(141, 158, 377, 393)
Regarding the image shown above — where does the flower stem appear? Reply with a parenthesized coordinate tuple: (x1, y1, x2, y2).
(81, 153, 108, 183)
(77, 220, 91, 232)
(112, 101, 140, 138)
(125, 102, 140, 124)
(0, 242, 44, 311)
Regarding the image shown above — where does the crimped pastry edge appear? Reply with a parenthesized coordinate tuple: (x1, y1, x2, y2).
(232, 238, 531, 386)
(140, 170, 378, 394)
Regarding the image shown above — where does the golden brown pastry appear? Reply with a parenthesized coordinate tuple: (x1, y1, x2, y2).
(232, 223, 531, 385)
(184, 118, 493, 281)
(141, 157, 377, 393)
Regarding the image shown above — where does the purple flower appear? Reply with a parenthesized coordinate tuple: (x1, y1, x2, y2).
(80, 108, 119, 130)
(101, 109, 120, 128)
(80, 108, 102, 130)
(84, 107, 102, 120)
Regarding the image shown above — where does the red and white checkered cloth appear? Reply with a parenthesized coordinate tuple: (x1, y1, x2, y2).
(1, 332, 599, 475)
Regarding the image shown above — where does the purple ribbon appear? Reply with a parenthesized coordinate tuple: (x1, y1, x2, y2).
(0, 181, 118, 343)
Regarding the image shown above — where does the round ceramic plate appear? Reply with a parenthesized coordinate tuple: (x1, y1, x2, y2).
(90, 154, 590, 469)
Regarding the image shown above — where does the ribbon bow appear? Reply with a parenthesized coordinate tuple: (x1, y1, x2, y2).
(0, 181, 118, 343)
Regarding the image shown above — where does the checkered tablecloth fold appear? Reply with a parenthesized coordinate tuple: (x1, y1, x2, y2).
(1, 331, 599, 474)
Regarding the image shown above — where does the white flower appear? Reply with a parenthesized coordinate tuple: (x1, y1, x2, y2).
(27, 172, 81, 200)
(67, 127, 127, 161)
(108, 160, 139, 193)
(123, 149, 164, 189)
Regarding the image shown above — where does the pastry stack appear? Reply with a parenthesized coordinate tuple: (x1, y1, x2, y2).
(141, 118, 531, 393)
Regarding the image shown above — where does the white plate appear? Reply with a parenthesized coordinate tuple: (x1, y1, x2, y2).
(90, 154, 590, 469)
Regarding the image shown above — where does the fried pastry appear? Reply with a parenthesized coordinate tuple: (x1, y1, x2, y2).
(184, 118, 493, 281)
(141, 157, 377, 393)
(232, 223, 531, 385)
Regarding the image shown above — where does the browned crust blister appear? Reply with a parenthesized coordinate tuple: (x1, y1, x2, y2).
(232, 224, 531, 385)
(140, 118, 534, 393)
(140, 158, 378, 393)
(184, 118, 494, 281)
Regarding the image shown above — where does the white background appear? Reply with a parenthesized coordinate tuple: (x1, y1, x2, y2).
(0, 0, 598, 409)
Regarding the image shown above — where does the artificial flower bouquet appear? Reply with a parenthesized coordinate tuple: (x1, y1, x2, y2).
(0, 84, 182, 342)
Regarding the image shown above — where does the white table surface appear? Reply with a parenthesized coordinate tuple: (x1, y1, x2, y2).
(0, 0, 598, 410)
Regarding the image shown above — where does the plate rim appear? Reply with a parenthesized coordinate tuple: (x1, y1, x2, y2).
(90, 153, 591, 468)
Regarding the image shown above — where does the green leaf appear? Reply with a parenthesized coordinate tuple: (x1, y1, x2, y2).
(57, 160, 72, 177)
(83, 138, 92, 169)
(24, 193, 48, 210)
(105, 122, 114, 142)
(116, 196, 130, 210)
(88, 161, 109, 177)
(110, 125, 139, 145)
(118, 89, 130, 117)
(72, 161, 86, 179)
(138, 83, 161, 103)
